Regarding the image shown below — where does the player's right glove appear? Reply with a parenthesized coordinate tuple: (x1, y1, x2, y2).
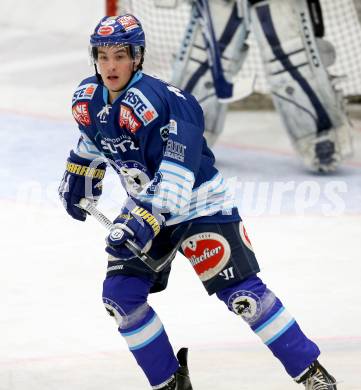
(106, 198, 164, 260)
(58, 150, 106, 221)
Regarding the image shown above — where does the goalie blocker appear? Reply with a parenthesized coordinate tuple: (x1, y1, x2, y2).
(251, 0, 353, 172)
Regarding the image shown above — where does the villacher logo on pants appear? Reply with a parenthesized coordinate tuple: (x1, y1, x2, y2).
(181, 232, 231, 281)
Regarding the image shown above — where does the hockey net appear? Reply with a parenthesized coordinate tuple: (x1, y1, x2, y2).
(109, 0, 361, 98)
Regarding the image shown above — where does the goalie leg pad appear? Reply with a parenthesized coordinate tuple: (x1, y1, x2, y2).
(251, 0, 353, 171)
(171, 0, 254, 145)
(217, 275, 320, 377)
(102, 274, 179, 386)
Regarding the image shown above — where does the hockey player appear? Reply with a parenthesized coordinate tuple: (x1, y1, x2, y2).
(59, 14, 338, 389)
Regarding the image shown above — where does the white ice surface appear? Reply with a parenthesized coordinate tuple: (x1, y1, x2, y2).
(1, 6, 361, 389)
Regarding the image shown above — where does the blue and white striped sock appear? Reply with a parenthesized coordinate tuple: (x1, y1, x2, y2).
(120, 307, 179, 386)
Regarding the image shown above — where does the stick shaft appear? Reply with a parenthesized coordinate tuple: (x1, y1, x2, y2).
(78, 198, 114, 231)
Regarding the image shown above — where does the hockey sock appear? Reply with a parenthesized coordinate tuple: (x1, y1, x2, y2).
(217, 275, 320, 377)
(120, 306, 179, 386)
(103, 275, 179, 386)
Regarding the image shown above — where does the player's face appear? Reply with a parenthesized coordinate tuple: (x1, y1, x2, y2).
(96, 45, 140, 102)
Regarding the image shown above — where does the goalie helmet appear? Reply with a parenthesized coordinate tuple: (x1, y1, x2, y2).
(90, 14, 145, 61)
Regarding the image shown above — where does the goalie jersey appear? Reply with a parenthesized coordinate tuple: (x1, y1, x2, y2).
(72, 71, 239, 226)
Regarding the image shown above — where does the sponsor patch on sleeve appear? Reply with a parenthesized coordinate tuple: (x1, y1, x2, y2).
(72, 102, 91, 126)
(122, 87, 159, 126)
(164, 140, 186, 162)
(72, 83, 98, 104)
(159, 119, 178, 142)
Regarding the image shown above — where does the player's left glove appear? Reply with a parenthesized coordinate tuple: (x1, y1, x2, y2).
(106, 198, 164, 260)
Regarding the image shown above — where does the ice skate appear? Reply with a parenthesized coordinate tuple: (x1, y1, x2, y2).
(296, 360, 337, 389)
(157, 348, 193, 390)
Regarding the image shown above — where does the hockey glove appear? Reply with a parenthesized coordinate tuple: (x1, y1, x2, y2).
(58, 150, 106, 221)
(106, 198, 164, 260)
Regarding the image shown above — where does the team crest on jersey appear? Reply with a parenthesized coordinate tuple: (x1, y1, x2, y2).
(72, 83, 98, 104)
(123, 87, 158, 126)
(116, 160, 150, 196)
(72, 102, 91, 126)
(117, 15, 139, 31)
(119, 105, 141, 133)
(228, 290, 261, 324)
(181, 232, 231, 281)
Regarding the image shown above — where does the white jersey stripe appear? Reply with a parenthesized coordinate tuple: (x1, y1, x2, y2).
(160, 168, 194, 183)
(159, 160, 194, 177)
(76, 132, 104, 159)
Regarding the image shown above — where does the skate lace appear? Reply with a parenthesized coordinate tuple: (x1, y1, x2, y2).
(304, 369, 338, 390)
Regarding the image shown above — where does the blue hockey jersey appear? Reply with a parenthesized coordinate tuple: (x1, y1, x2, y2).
(71, 71, 239, 225)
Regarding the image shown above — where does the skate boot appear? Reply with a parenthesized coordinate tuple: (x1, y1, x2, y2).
(156, 348, 193, 390)
(296, 360, 337, 389)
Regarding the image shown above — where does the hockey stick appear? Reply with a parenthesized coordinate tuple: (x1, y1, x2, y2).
(196, 0, 234, 100)
(194, 0, 254, 102)
(172, 0, 254, 102)
(77, 198, 181, 273)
